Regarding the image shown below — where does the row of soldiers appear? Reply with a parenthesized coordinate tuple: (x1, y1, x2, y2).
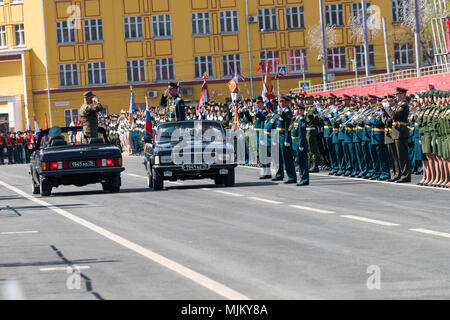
(0, 131, 36, 165)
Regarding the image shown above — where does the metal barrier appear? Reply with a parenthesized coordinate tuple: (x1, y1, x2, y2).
(290, 63, 450, 94)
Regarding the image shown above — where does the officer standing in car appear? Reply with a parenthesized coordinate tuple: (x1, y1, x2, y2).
(79, 91, 103, 142)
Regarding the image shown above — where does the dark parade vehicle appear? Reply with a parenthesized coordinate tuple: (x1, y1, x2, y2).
(30, 127, 124, 196)
(143, 120, 237, 190)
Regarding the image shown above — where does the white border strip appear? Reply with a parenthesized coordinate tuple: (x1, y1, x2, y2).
(341, 215, 400, 226)
(410, 228, 450, 239)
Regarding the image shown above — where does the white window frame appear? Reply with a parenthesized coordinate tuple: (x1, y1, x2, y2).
(260, 51, 280, 73)
(123, 16, 143, 40)
(219, 10, 239, 34)
(155, 58, 175, 81)
(325, 4, 344, 27)
(152, 14, 172, 38)
(64, 109, 79, 127)
(288, 49, 308, 73)
(286, 6, 305, 30)
(355, 45, 375, 68)
(127, 60, 146, 83)
(14, 24, 25, 46)
(327, 47, 347, 71)
(194, 55, 213, 79)
(394, 42, 414, 66)
(0, 26, 6, 48)
(56, 21, 76, 44)
(11, 0, 23, 4)
(59, 63, 79, 87)
(85, 19, 103, 42)
(222, 54, 241, 77)
(87, 61, 107, 85)
(191, 12, 211, 36)
(258, 8, 277, 31)
(352, 2, 372, 25)
(392, 0, 410, 23)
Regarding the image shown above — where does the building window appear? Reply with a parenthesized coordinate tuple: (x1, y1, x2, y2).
(394, 42, 413, 66)
(327, 47, 346, 70)
(59, 64, 79, 87)
(152, 14, 172, 38)
(286, 6, 305, 29)
(219, 10, 239, 33)
(85, 19, 103, 42)
(11, 0, 23, 3)
(0, 26, 6, 47)
(64, 109, 79, 127)
(258, 8, 277, 31)
(223, 54, 241, 77)
(392, 0, 410, 23)
(56, 21, 75, 44)
(352, 2, 372, 25)
(87, 62, 107, 85)
(191, 12, 210, 35)
(124, 16, 143, 40)
(325, 4, 344, 27)
(127, 60, 146, 83)
(155, 58, 175, 81)
(355, 45, 375, 68)
(260, 51, 280, 72)
(14, 24, 25, 46)
(288, 49, 308, 73)
(194, 56, 213, 78)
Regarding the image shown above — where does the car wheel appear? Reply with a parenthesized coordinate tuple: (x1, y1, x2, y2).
(214, 175, 224, 186)
(40, 178, 52, 197)
(224, 168, 235, 187)
(109, 174, 121, 193)
(147, 172, 153, 188)
(152, 169, 163, 190)
(31, 175, 40, 195)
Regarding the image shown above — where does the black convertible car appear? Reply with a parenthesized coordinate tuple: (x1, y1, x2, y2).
(143, 120, 237, 190)
(30, 126, 124, 196)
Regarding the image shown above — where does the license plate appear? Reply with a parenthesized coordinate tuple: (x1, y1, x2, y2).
(182, 164, 209, 171)
(70, 160, 95, 168)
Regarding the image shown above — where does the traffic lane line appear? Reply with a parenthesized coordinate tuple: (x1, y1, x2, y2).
(40, 266, 91, 272)
(247, 197, 283, 205)
(340, 215, 400, 227)
(213, 190, 244, 197)
(0, 231, 39, 235)
(410, 228, 450, 239)
(288, 205, 335, 214)
(125, 173, 183, 185)
(0, 179, 250, 301)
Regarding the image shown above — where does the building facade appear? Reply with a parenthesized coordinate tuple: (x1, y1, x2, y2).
(0, 0, 420, 130)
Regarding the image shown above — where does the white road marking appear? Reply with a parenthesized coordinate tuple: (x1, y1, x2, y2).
(340, 215, 400, 227)
(410, 228, 450, 239)
(288, 205, 335, 214)
(0, 231, 39, 235)
(248, 197, 283, 205)
(213, 190, 243, 197)
(0, 179, 250, 300)
(40, 266, 91, 272)
(125, 173, 144, 178)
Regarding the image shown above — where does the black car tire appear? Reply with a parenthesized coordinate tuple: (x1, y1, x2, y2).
(147, 172, 153, 188)
(152, 169, 164, 190)
(223, 168, 235, 187)
(32, 175, 40, 195)
(109, 174, 121, 193)
(40, 178, 52, 197)
(214, 175, 225, 186)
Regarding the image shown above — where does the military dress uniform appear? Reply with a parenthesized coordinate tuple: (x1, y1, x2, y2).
(5, 135, 14, 164)
(159, 83, 186, 122)
(276, 95, 297, 183)
(305, 104, 320, 172)
(259, 103, 278, 179)
(291, 104, 309, 186)
(15, 133, 24, 164)
(0, 134, 5, 164)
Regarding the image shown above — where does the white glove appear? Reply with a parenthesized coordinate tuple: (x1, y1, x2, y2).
(327, 114, 332, 119)
(284, 142, 291, 147)
(299, 147, 304, 151)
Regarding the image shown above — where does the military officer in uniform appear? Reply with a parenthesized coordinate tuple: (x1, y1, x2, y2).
(79, 91, 104, 142)
(291, 103, 310, 186)
(277, 95, 297, 184)
(0, 131, 5, 165)
(160, 82, 186, 121)
(305, 95, 320, 172)
(385, 87, 411, 183)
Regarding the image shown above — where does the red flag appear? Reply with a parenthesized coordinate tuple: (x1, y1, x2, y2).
(255, 61, 266, 74)
(45, 114, 49, 129)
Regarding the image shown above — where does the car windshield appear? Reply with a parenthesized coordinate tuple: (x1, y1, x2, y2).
(38, 127, 107, 149)
(156, 121, 224, 143)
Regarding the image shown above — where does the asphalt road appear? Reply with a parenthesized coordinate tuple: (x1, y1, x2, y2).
(0, 157, 449, 300)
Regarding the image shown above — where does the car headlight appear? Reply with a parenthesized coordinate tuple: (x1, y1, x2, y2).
(160, 155, 172, 164)
(154, 156, 160, 165)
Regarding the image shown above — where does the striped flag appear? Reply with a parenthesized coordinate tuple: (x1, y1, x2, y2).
(145, 96, 153, 138)
(44, 114, 49, 130)
(197, 73, 209, 115)
(34, 115, 40, 137)
(129, 86, 135, 126)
